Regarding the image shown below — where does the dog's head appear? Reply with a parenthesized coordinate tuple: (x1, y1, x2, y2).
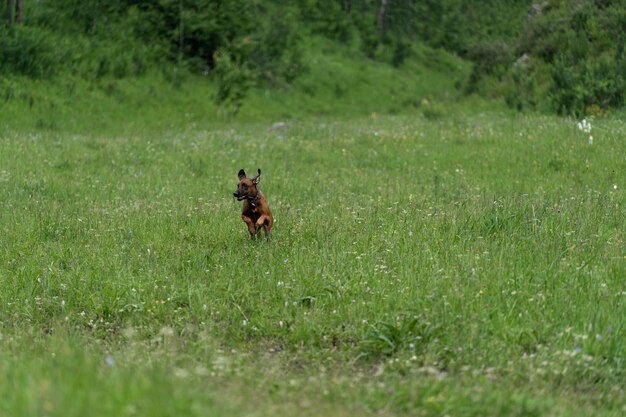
(233, 168, 261, 201)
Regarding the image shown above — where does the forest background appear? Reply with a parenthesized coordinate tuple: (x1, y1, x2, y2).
(2, 0, 625, 129)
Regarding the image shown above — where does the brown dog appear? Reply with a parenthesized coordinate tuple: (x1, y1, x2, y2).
(233, 168, 273, 238)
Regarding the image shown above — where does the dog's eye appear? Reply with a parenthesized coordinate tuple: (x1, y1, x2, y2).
(242, 184, 248, 190)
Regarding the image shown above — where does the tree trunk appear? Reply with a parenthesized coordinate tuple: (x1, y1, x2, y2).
(178, 0, 184, 64)
(343, 0, 352, 13)
(91, 0, 99, 33)
(377, 0, 389, 36)
(15, 0, 23, 23)
(6, 0, 14, 24)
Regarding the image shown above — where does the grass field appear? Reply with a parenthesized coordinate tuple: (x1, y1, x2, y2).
(0, 110, 624, 416)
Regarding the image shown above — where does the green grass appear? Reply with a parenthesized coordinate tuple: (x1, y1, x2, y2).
(0, 110, 624, 416)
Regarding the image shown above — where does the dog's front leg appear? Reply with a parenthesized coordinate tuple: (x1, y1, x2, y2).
(256, 215, 271, 238)
(242, 215, 257, 237)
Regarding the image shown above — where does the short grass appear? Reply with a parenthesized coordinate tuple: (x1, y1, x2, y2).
(0, 111, 625, 416)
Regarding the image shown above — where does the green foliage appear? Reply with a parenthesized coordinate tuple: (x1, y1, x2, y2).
(408, 0, 533, 53)
(0, 34, 468, 133)
(469, 0, 626, 115)
(465, 40, 514, 93)
(2, 0, 625, 117)
(0, 26, 63, 77)
(4, 0, 306, 109)
(0, 3, 163, 80)
(550, 43, 626, 116)
(362, 314, 441, 358)
(212, 49, 254, 116)
(540, 1, 626, 115)
(300, 0, 357, 43)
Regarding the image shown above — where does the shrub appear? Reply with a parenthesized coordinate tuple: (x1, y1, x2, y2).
(465, 41, 513, 94)
(0, 26, 63, 77)
(550, 50, 625, 116)
(483, 0, 626, 115)
(213, 49, 255, 117)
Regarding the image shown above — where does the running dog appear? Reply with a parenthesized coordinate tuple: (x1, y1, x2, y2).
(233, 168, 273, 238)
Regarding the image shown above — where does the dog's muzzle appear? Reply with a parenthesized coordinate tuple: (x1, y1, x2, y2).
(233, 192, 246, 201)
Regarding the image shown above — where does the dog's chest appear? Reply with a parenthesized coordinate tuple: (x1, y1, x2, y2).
(243, 209, 261, 222)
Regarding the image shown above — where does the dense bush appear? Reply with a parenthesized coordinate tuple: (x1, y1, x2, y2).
(0, 26, 63, 77)
(468, 0, 626, 115)
(15, 0, 305, 107)
(465, 41, 514, 93)
(3, 0, 530, 78)
(3, 0, 625, 116)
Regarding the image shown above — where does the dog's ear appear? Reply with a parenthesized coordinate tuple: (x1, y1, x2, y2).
(238, 169, 246, 180)
(252, 168, 261, 185)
